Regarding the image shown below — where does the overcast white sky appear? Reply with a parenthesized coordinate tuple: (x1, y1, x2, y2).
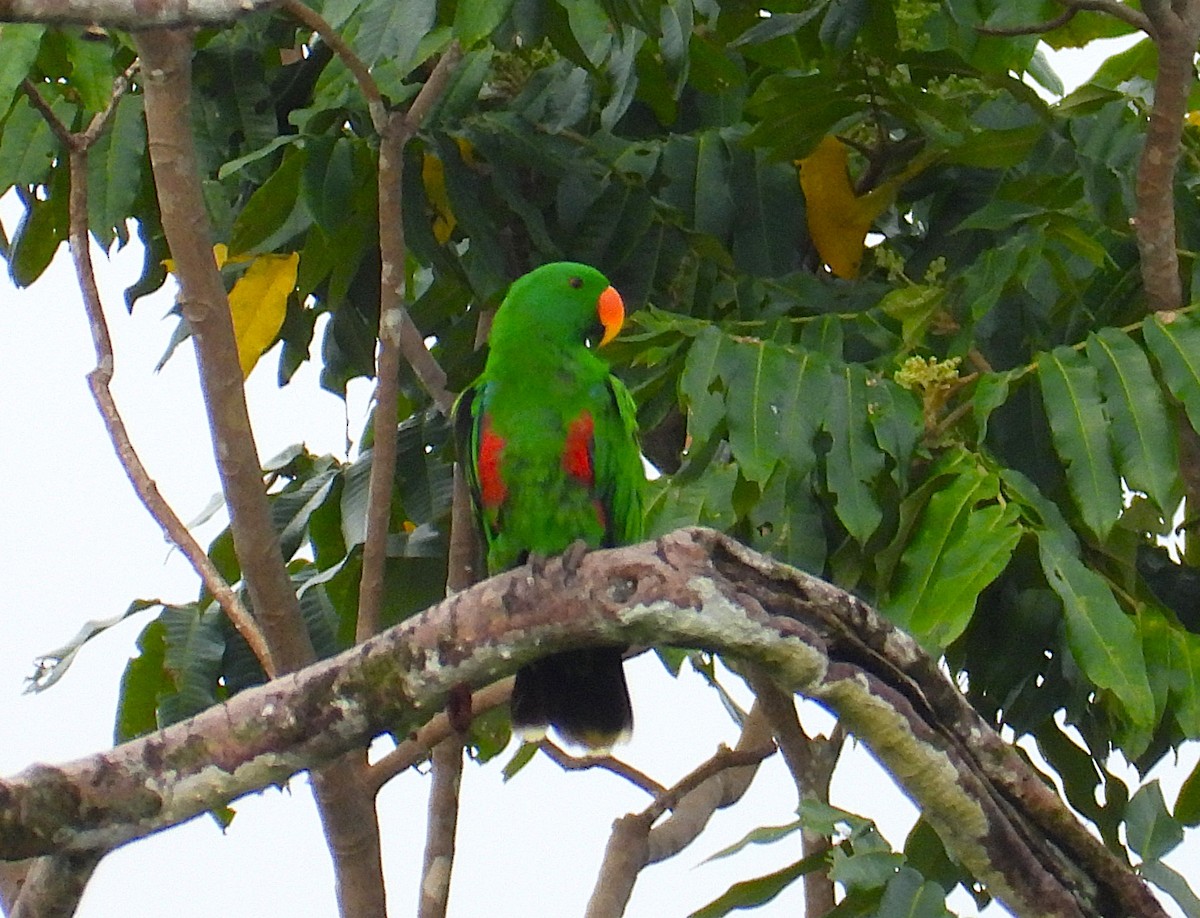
(1, 37, 1196, 918)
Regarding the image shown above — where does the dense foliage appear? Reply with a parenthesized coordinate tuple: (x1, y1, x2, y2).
(5, 0, 1200, 913)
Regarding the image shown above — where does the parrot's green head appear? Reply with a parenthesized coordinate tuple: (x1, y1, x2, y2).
(489, 261, 625, 354)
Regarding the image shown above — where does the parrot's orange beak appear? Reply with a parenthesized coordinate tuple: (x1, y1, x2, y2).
(597, 285, 625, 347)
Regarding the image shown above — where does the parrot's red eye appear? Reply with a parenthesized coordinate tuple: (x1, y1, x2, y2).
(569, 276, 583, 289)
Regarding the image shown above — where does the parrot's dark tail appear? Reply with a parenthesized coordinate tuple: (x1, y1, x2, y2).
(511, 647, 632, 751)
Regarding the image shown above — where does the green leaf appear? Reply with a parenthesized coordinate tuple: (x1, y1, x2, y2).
(1085, 328, 1180, 517)
(731, 9, 825, 47)
(58, 31, 114, 114)
(689, 852, 825, 918)
(87, 93, 146, 247)
(158, 604, 227, 726)
(217, 135, 299, 180)
(820, 0, 869, 53)
(726, 339, 828, 483)
(27, 599, 161, 693)
(8, 185, 64, 287)
(0, 93, 64, 189)
(830, 848, 904, 891)
(1125, 780, 1184, 861)
(885, 464, 1023, 650)
(702, 819, 804, 863)
(501, 741, 538, 780)
(230, 146, 313, 255)
(1140, 859, 1200, 918)
(1175, 757, 1200, 827)
(1143, 312, 1200, 437)
(353, 0, 436, 69)
(0, 24, 44, 106)
(1038, 532, 1154, 727)
(1037, 345, 1122, 540)
(876, 867, 953, 918)
(824, 365, 885, 544)
(115, 619, 168, 743)
(453, 0, 515, 47)
(302, 136, 357, 234)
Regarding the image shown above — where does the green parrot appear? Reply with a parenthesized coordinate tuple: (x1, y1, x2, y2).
(455, 261, 645, 750)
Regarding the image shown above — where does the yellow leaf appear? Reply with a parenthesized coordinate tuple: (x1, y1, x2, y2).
(227, 252, 298, 378)
(798, 136, 936, 280)
(421, 138, 476, 245)
(422, 153, 456, 244)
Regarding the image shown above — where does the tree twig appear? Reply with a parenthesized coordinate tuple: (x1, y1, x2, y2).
(280, 0, 385, 128)
(537, 741, 668, 798)
(584, 704, 775, 918)
(744, 671, 843, 918)
(367, 682, 515, 794)
(19, 70, 277, 675)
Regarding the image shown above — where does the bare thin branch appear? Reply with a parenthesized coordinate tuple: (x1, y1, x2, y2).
(20, 68, 275, 673)
(418, 739, 464, 918)
(1060, 0, 1154, 33)
(280, 0, 385, 129)
(367, 677, 515, 792)
(975, 7, 1077, 35)
(584, 704, 776, 918)
(357, 45, 460, 640)
(537, 741, 668, 798)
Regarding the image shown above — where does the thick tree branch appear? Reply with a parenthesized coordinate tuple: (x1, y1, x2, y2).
(1135, 2, 1200, 311)
(137, 29, 314, 673)
(8, 852, 99, 918)
(417, 738, 463, 918)
(0, 0, 276, 27)
(0, 529, 1168, 918)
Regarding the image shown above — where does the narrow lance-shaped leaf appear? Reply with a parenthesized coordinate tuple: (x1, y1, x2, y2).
(1038, 532, 1154, 728)
(1037, 345, 1123, 540)
(1085, 327, 1180, 517)
(1143, 311, 1200, 435)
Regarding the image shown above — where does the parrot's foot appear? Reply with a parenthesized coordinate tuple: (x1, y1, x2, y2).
(527, 551, 549, 578)
(561, 539, 590, 578)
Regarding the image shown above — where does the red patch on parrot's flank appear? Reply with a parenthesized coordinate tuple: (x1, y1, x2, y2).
(478, 418, 507, 507)
(592, 499, 607, 530)
(563, 412, 595, 485)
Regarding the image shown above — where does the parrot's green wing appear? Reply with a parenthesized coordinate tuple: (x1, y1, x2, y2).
(593, 374, 644, 547)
